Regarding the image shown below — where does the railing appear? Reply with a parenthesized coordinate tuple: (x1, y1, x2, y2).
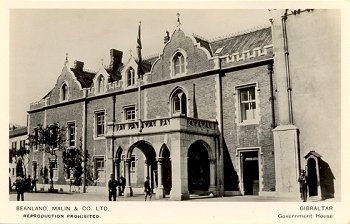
(106, 116, 218, 137)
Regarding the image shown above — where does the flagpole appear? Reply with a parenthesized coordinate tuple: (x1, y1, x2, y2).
(137, 21, 142, 132)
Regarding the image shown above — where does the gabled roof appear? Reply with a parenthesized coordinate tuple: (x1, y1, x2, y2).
(9, 126, 27, 138)
(210, 27, 272, 56)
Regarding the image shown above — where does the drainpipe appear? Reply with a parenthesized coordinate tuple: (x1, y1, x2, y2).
(111, 95, 116, 177)
(281, 12, 294, 124)
(268, 63, 276, 128)
(82, 91, 88, 193)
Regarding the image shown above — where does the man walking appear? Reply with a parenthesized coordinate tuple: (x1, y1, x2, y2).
(298, 169, 308, 202)
(108, 174, 119, 201)
(144, 176, 152, 201)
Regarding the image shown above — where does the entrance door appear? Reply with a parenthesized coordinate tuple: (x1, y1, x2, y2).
(242, 151, 259, 195)
(188, 142, 210, 195)
(307, 158, 318, 196)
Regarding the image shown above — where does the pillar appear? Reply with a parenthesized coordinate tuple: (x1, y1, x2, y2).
(124, 158, 133, 197)
(155, 157, 165, 199)
(209, 158, 217, 196)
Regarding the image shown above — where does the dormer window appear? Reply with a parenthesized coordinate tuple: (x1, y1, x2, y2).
(127, 67, 135, 86)
(60, 83, 68, 102)
(97, 75, 104, 94)
(173, 52, 185, 75)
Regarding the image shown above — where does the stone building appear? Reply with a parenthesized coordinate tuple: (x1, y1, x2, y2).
(9, 126, 28, 187)
(26, 9, 340, 200)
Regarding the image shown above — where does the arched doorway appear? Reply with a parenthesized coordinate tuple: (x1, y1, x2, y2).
(307, 158, 318, 196)
(160, 145, 172, 195)
(187, 141, 210, 195)
(125, 141, 157, 196)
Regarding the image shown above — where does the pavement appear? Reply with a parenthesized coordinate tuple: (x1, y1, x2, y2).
(9, 191, 338, 202)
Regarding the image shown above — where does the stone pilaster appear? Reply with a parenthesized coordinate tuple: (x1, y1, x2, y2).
(124, 158, 133, 197)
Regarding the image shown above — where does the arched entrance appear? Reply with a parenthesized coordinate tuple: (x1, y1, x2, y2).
(187, 141, 210, 195)
(124, 141, 157, 197)
(160, 145, 172, 195)
(307, 158, 318, 196)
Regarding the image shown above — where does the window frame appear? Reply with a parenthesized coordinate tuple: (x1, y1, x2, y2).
(170, 49, 187, 77)
(67, 122, 76, 147)
(49, 159, 58, 181)
(126, 67, 136, 87)
(170, 88, 187, 116)
(94, 156, 105, 181)
(235, 83, 260, 125)
(60, 83, 69, 102)
(96, 75, 105, 94)
(95, 111, 105, 138)
(124, 105, 136, 121)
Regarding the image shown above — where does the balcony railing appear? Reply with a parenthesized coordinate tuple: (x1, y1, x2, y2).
(105, 116, 218, 137)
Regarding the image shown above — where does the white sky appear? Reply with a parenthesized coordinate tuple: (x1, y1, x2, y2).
(9, 9, 271, 126)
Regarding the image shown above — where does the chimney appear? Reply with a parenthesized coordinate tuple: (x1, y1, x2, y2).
(109, 49, 123, 72)
(163, 30, 170, 44)
(74, 60, 84, 70)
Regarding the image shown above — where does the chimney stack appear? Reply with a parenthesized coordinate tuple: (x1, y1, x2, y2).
(74, 60, 84, 70)
(164, 30, 170, 44)
(109, 49, 123, 72)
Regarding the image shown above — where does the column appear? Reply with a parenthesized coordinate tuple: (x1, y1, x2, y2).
(209, 158, 217, 196)
(124, 158, 133, 197)
(155, 157, 164, 199)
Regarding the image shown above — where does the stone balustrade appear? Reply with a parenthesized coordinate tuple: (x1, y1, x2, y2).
(105, 116, 218, 138)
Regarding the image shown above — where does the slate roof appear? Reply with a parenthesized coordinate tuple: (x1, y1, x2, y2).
(70, 68, 96, 88)
(9, 126, 27, 138)
(193, 36, 212, 56)
(209, 27, 272, 56)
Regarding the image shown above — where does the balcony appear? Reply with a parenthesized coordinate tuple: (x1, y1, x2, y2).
(105, 116, 219, 138)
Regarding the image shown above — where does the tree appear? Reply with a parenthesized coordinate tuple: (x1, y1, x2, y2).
(9, 142, 30, 178)
(28, 123, 65, 192)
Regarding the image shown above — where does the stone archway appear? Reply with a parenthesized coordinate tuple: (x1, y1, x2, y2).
(187, 140, 210, 195)
(160, 144, 172, 195)
(124, 140, 157, 197)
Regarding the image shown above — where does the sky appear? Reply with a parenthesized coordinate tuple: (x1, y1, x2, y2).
(9, 9, 272, 126)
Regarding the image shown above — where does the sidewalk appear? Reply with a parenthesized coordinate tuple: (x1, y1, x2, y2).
(9, 191, 337, 202)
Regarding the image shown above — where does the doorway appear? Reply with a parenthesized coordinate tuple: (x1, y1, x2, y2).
(307, 158, 318, 196)
(241, 151, 259, 195)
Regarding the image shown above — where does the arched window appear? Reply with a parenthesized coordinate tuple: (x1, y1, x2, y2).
(171, 88, 187, 116)
(97, 75, 104, 94)
(61, 83, 68, 101)
(173, 52, 185, 75)
(127, 67, 135, 86)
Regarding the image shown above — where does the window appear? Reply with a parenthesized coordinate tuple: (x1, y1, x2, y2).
(95, 112, 105, 137)
(95, 157, 105, 180)
(171, 88, 187, 116)
(20, 140, 25, 149)
(127, 67, 135, 86)
(130, 155, 136, 173)
(61, 83, 68, 101)
(67, 122, 76, 147)
(50, 160, 58, 180)
(97, 75, 104, 94)
(173, 52, 185, 75)
(11, 141, 17, 150)
(124, 106, 136, 121)
(238, 86, 257, 123)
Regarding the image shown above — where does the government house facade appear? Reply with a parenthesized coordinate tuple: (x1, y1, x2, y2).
(26, 9, 340, 200)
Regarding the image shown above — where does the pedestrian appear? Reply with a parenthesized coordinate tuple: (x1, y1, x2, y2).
(14, 176, 25, 201)
(120, 176, 126, 195)
(298, 169, 308, 202)
(108, 174, 118, 201)
(26, 175, 32, 192)
(32, 177, 37, 192)
(144, 176, 152, 201)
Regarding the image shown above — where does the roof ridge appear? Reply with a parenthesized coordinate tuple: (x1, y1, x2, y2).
(209, 24, 270, 42)
(144, 52, 161, 60)
(192, 33, 209, 42)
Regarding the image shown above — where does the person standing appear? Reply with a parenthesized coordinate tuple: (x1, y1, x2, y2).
(14, 176, 25, 201)
(298, 169, 308, 202)
(32, 177, 37, 192)
(119, 176, 126, 196)
(144, 176, 152, 201)
(108, 174, 119, 201)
